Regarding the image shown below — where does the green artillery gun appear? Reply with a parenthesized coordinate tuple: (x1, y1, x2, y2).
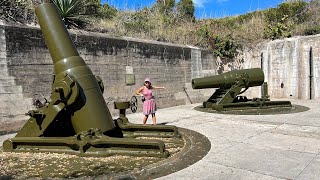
(192, 68, 292, 111)
(2, 3, 179, 158)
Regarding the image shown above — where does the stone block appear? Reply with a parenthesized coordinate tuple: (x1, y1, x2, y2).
(212, 143, 315, 179)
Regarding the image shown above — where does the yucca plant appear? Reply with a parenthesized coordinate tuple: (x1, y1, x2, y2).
(51, 0, 87, 29)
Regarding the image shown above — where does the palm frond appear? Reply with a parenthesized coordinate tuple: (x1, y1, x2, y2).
(51, 0, 87, 29)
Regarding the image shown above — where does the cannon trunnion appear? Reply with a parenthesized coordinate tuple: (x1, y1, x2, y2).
(192, 68, 291, 111)
(2, 3, 179, 158)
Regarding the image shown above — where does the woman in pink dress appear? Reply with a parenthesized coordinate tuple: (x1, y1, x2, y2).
(135, 78, 165, 125)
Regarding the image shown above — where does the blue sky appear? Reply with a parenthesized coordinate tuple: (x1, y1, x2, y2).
(100, 0, 285, 19)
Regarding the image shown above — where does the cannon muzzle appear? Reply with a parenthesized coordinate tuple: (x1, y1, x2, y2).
(192, 68, 264, 89)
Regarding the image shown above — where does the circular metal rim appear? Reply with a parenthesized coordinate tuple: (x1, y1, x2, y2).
(194, 104, 310, 115)
(130, 96, 138, 113)
(95, 127, 211, 179)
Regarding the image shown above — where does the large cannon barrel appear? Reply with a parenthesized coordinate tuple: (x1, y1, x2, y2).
(35, 3, 115, 133)
(192, 68, 264, 89)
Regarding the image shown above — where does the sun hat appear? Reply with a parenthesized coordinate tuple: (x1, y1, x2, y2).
(144, 78, 151, 83)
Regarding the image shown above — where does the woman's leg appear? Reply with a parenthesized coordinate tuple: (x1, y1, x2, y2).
(151, 113, 156, 125)
(143, 115, 149, 124)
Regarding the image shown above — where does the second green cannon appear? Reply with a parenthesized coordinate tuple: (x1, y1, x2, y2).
(192, 68, 292, 111)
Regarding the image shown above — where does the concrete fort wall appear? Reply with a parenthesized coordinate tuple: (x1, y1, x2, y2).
(242, 35, 320, 100)
(0, 22, 217, 133)
(212, 34, 320, 101)
(0, 22, 319, 133)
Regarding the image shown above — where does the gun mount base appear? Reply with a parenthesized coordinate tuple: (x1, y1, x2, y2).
(204, 98, 292, 111)
(3, 128, 169, 158)
(196, 102, 309, 115)
(0, 128, 208, 179)
(114, 101, 180, 138)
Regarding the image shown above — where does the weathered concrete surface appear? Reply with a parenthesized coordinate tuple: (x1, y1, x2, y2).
(1, 99, 320, 179)
(0, 22, 215, 124)
(243, 34, 320, 100)
(124, 99, 320, 180)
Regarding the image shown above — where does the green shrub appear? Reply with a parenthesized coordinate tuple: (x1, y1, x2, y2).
(304, 26, 320, 35)
(265, 1, 307, 23)
(123, 10, 153, 32)
(264, 1, 307, 39)
(210, 35, 242, 59)
(83, 0, 99, 15)
(196, 24, 241, 59)
(52, 0, 87, 29)
(196, 24, 210, 38)
(155, 0, 175, 15)
(97, 3, 117, 19)
(212, 17, 239, 30)
(264, 15, 293, 39)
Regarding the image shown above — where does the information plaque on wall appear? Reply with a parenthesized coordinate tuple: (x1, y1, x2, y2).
(125, 74, 135, 85)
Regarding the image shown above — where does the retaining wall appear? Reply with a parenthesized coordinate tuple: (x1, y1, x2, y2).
(243, 35, 320, 100)
(1, 22, 319, 133)
(0, 23, 216, 132)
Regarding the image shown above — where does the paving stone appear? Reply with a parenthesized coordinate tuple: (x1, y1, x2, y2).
(245, 131, 320, 154)
(211, 143, 316, 179)
(296, 155, 320, 180)
(158, 162, 285, 180)
(1, 100, 320, 179)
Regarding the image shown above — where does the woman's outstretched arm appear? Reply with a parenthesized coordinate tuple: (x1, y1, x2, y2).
(135, 87, 144, 96)
(151, 86, 165, 89)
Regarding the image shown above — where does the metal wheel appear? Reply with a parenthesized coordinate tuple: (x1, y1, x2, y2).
(130, 96, 138, 113)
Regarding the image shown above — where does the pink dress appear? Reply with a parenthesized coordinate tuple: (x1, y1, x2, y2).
(142, 86, 157, 115)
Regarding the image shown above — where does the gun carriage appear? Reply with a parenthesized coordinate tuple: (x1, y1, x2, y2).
(192, 68, 292, 111)
(3, 3, 179, 158)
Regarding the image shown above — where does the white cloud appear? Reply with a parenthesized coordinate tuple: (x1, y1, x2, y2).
(193, 0, 229, 8)
(193, 0, 210, 7)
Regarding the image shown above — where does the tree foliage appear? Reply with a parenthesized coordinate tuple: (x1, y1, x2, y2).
(196, 25, 241, 59)
(155, 0, 175, 15)
(177, 0, 195, 20)
(264, 15, 293, 39)
(263, 0, 307, 39)
(97, 3, 117, 19)
(210, 35, 241, 59)
(123, 9, 153, 33)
